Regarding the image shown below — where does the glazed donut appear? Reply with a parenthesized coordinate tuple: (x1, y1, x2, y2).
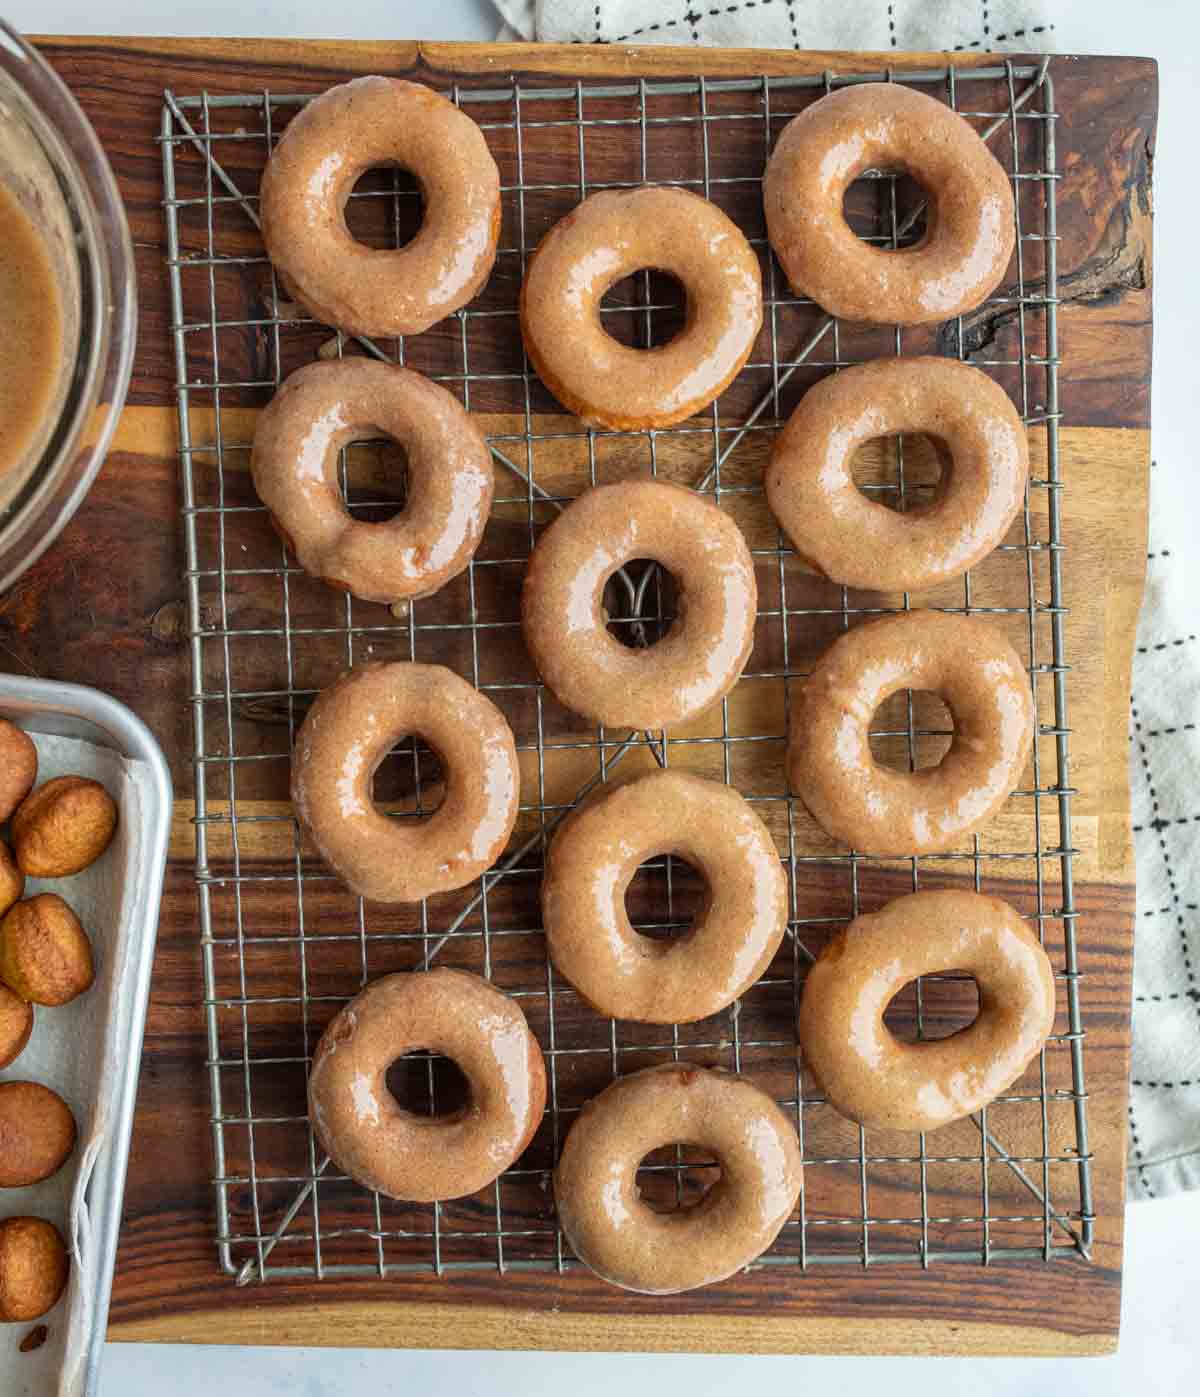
(520, 186, 762, 430)
(292, 662, 519, 902)
(799, 890, 1056, 1132)
(764, 83, 1015, 325)
(789, 610, 1033, 855)
(309, 970, 546, 1201)
(252, 359, 492, 605)
(543, 770, 787, 1023)
(767, 357, 1028, 592)
(555, 1063, 802, 1294)
(260, 77, 500, 337)
(522, 480, 757, 730)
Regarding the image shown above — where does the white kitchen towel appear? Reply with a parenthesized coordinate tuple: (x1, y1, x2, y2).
(493, 0, 1197, 1200)
(495, 0, 1055, 50)
(1128, 463, 1200, 1200)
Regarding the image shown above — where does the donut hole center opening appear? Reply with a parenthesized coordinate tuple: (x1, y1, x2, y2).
(599, 269, 688, 350)
(338, 436, 409, 524)
(372, 737, 446, 819)
(386, 1051, 471, 1118)
(842, 169, 929, 249)
(850, 432, 947, 513)
(343, 165, 424, 251)
(635, 1142, 721, 1214)
(884, 971, 980, 1043)
(603, 558, 680, 648)
(868, 689, 954, 772)
(625, 853, 707, 943)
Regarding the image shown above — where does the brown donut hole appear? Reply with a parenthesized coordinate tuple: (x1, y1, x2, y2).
(0, 1082, 77, 1187)
(0, 894, 95, 1007)
(0, 841, 24, 921)
(12, 775, 118, 878)
(0, 1217, 69, 1322)
(0, 721, 37, 825)
(0, 986, 33, 1069)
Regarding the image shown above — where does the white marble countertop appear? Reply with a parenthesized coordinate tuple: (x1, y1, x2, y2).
(6, 0, 1198, 1389)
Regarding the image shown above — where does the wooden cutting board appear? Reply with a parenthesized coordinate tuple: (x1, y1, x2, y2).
(6, 37, 1155, 1355)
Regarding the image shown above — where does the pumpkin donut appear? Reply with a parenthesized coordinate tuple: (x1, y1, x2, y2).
(260, 77, 500, 337)
(543, 770, 787, 1023)
(252, 359, 492, 605)
(555, 1063, 802, 1294)
(799, 890, 1056, 1132)
(789, 610, 1034, 855)
(520, 186, 762, 429)
(764, 83, 1015, 324)
(522, 479, 757, 730)
(309, 969, 546, 1201)
(292, 662, 519, 903)
(767, 357, 1028, 592)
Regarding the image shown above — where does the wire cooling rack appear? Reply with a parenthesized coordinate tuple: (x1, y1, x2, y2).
(162, 55, 1093, 1284)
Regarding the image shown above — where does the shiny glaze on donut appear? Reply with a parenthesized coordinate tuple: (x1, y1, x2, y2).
(520, 186, 762, 429)
(799, 890, 1056, 1132)
(767, 356, 1028, 592)
(260, 77, 500, 337)
(543, 770, 787, 1023)
(764, 84, 1015, 325)
(789, 610, 1034, 855)
(251, 359, 493, 605)
(309, 970, 546, 1201)
(292, 662, 519, 903)
(554, 1063, 802, 1293)
(521, 479, 757, 730)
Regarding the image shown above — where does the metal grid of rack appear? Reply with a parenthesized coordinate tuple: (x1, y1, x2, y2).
(162, 55, 1093, 1284)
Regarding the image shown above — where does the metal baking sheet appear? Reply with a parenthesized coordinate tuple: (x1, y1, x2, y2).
(0, 675, 171, 1397)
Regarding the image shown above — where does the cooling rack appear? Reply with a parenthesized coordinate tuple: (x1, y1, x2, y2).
(161, 55, 1092, 1284)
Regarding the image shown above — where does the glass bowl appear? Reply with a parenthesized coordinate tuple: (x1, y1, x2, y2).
(0, 20, 136, 592)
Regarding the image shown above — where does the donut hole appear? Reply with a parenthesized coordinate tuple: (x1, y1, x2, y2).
(338, 436, 409, 523)
(850, 432, 946, 513)
(343, 165, 424, 251)
(603, 559, 680, 649)
(599, 269, 688, 350)
(372, 737, 446, 818)
(883, 972, 980, 1043)
(635, 1142, 721, 1213)
(868, 688, 954, 772)
(625, 852, 707, 942)
(841, 169, 929, 249)
(385, 1050, 471, 1117)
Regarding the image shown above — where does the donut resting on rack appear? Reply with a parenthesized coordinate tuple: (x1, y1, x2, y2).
(799, 890, 1056, 1132)
(309, 969, 546, 1201)
(764, 82, 1015, 325)
(251, 359, 492, 606)
(555, 1063, 802, 1293)
(542, 770, 787, 1023)
(521, 479, 757, 731)
(788, 610, 1034, 856)
(291, 661, 519, 903)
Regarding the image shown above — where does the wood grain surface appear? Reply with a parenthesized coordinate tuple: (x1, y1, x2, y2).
(1, 37, 1156, 1355)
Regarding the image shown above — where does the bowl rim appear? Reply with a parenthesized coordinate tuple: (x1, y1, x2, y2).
(0, 20, 137, 594)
